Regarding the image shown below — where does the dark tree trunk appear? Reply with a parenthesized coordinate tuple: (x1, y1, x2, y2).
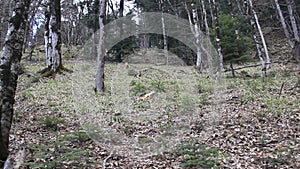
(95, 0, 108, 92)
(0, 0, 30, 167)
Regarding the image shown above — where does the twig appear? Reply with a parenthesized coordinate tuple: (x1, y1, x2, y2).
(279, 82, 285, 97)
(102, 151, 113, 169)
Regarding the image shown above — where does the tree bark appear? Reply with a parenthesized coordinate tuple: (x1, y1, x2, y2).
(160, 0, 168, 64)
(248, 0, 271, 69)
(212, 0, 224, 81)
(246, 0, 266, 77)
(286, 0, 300, 42)
(95, 0, 107, 93)
(0, 0, 30, 167)
(43, 0, 63, 75)
(274, 0, 293, 48)
(185, 2, 202, 72)
(201, 0, 210, 37)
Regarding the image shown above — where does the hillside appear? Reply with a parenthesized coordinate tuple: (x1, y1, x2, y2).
(8, 35, 300, 168)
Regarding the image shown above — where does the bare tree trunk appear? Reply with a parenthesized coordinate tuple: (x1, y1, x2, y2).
(246, 0, 266, 76)
(248, 0, 271, 69)
(119, 0, 124, 17)
(208, 0, 214, 25)
(201, 0, 210, 37)
(95, 0, 107, 93)
(160, 0, 168, 64)
(185, 2, 202, 71)
(212, 0, 223, 81)
(286, 0, 300, 42)
(274, 0, 293, 47)
(0, 0, 30, 167)
(42, 0, 63, 75)
(119, 0, 124, 36)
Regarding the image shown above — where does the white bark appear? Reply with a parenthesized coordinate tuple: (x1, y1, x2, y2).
(212, 0, 223, 81)
(44, 0, 62, 72)
(274, 0, 293, 47)
(185, 2, 202, 71)
(201, 0, 210, 37)
(246, 0, 266, 76)
(0, 0, 30, 166)
(248, 0, 270, 69)
(160, 0, 168, 65)
(95, 0, 107, 92)
(286, 0, 300, 42)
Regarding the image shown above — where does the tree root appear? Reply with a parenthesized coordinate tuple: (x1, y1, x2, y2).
(38, 66, 73, 78)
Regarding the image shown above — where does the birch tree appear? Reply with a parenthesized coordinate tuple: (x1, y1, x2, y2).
(160, 0, 168, 64)
(274, 0, 293, 48)
(212, 0, 223, 81)
(40, 0, 64, 76)
(201, 0, 210, 37)
(0, 0, 30, 167)
(248, 0, 271, 69)
(286, 0, 300, 42)
(243, 0, 266, 76)
(185, 2, 202, 71)
(95, 0, 107, 92)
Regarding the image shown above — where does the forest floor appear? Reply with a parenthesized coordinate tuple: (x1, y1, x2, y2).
(8, 41, 300, 168)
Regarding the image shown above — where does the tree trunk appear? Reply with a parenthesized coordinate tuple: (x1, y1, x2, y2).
(43, 0, 63, 75)
(201, 0, 210, 37)
(95, 0, 107, 93)
(274, 0, 293, 48)
(248, 0, 271, 69)
(160, 0, 168, 64)
(246, 0, 266, 77)
(185, 2, 202, 72)
(286, 0, 300, 42)
(0, 0, 30, 167)
(212, 0, 223, 81)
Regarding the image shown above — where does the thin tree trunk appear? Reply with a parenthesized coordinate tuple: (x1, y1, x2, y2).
(212, 0, 223, 81)
(185, 2, 202, 71)
(0, 0, 30, 167)
(95, 0, 107, 92)
(274, 0, 293, 47)
(248, 0, 271, 69)
(119, 0, 124, 17)
(286, 0, 300, 42)
(246, 0, 266, 77)
(208, 0, 214, 25)
(160, 0, 168, 64)
(201, 0, 210, 37)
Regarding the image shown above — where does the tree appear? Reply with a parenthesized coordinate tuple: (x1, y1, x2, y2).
(95, 0, 108, 93)
(274, 0, 293, 48)
(0, 0, 30, 167)
(248, 0, 270, 69)
(211, 0, 224, 81)
(185, 2, 202, 71)
(286, 0, 300, 42)
(40, 0, 64, 76)
(212, 13, 253, 77)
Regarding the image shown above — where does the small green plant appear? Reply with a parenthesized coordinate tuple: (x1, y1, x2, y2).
(127, 69, 137, 76)
(107, 114, 125, 123)
(27, 135, 91, 168)
(40, 115, 65, 131)
(130, 81, 147, 96)
(175, 140, 222, 169)
(195, 80, 213, 94)
(150, 80, 166, 92)
(31, 75, 41, 83)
